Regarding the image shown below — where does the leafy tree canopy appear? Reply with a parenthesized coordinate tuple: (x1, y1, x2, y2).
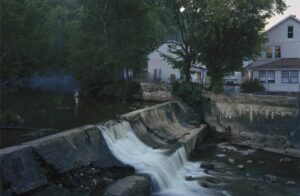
(160, 0, 286, 92)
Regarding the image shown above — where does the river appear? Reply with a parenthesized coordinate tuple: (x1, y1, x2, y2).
(99, 120, 300, 196)
(0, 89, 151, 148)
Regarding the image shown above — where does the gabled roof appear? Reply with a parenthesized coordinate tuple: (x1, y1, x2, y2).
(266, 15, 300, 33)
(253, 58, 300, 69)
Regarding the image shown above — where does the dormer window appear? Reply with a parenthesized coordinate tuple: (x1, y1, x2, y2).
(266, 46, 272, 58)
(288, 26, 293, 38)
(275, 46, 281, 58)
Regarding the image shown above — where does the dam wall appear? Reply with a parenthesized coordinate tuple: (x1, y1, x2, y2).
(203, 93, 300, 156)
(0, 102, 206, 195)
(121, 101, 207, 154)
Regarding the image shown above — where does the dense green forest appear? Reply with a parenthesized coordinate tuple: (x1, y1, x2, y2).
(0, 0, 173, 86)
(1, 0, 286, 93)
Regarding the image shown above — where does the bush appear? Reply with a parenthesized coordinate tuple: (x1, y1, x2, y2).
(97, 80, 141, 101)
(240, 79, 265, 93)
(172, 81, 202, 113)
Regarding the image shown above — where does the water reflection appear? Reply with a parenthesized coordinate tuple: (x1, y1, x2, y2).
(0, 89, 151, 148)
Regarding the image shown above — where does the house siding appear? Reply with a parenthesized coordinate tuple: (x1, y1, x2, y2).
(147, 44, 180, 82)
(253, 17, 300, 67)
(251, 16, 300, 93)
(147, 43, 207, 84)
(253, 69, 300, 92)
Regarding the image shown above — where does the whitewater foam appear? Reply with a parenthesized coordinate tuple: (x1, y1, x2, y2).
(98, 121, 211, 196)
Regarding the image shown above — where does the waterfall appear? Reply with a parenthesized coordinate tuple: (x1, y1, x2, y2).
(98, 121, 211, 196)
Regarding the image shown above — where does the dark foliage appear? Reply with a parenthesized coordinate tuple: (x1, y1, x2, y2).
(97, 80, 141, 101)
(172, 81, 202, 113)
(240, 79, 265, 93)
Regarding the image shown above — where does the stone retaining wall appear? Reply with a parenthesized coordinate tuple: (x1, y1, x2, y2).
(203, 93, 300, 156)
(140, 82, 173, 102)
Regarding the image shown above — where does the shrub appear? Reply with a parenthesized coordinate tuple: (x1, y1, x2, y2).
(240, 79, 265, 93)
(172, 81, 202, 113)
(97, 80, 141, 101)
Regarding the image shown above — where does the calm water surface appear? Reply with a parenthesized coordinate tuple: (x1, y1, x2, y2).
(0, 89, 151, 148)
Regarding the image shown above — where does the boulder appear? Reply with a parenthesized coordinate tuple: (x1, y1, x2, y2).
(103, 175, 151, 196)
(0, 146, 47, 195)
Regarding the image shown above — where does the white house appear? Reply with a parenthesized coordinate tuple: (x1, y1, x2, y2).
(224, 72, 242, 85)
(249, 15, 300, 93)
(147, 43, 207, 84)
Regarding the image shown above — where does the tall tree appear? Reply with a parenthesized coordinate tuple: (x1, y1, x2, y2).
(68, 0, 157, 92)
(0, 0, 50, 79)
(161, 0, 202, 82)
(197, 0, 287, 92)
(160, 0, 286, 90)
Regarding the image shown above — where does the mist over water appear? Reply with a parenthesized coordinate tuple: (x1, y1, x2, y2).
(98, 121, 212, 196)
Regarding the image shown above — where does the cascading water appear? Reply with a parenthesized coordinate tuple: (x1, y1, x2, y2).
(98, 121, 211, 196)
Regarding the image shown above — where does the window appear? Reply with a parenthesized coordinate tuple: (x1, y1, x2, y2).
(266, 46, 272, 58)
(288, 26, 293, 38)
(275, 46, 281, 58)
(267, 71, 275, 83)
(281, 71, 299, 83)
(290, 71, 299, 83)
(281, 71, 289, 83)
(259, 71, 267, 83)
(259, 70, 275, 83)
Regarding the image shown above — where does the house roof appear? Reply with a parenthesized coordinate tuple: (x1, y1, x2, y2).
(266, 15, 300, 33)
(192, 65, 207, 70)
(253, 58, 300, 69)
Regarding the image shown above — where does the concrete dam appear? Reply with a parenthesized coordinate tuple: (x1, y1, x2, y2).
(0, 102, 208, 196)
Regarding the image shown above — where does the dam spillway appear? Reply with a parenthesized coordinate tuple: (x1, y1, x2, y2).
(0, 101, 208, 195)
(98, 120, 209, 196)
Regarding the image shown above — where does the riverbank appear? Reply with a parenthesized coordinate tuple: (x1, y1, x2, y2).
(1, 99, 299, 195)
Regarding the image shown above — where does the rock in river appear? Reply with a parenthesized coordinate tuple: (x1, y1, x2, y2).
(264, 174, 277, 183)
(286, 181, 296, 185)
(200, 161, 215, 170)
(279, 157, 293, 163)
(103, 175, 151, 196)
(228, 158, 235, 164)
(216, 154, 226, 158)
(246, 160, 253, 164)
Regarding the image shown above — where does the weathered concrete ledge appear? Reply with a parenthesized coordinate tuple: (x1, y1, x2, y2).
(121, 101, 207, 154)
(1, 101, 206, 195)
(0, 125, 124, 195)
(203, 92, 300, 156)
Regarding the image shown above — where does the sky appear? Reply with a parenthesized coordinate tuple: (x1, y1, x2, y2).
(266, 0, 300, 29)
